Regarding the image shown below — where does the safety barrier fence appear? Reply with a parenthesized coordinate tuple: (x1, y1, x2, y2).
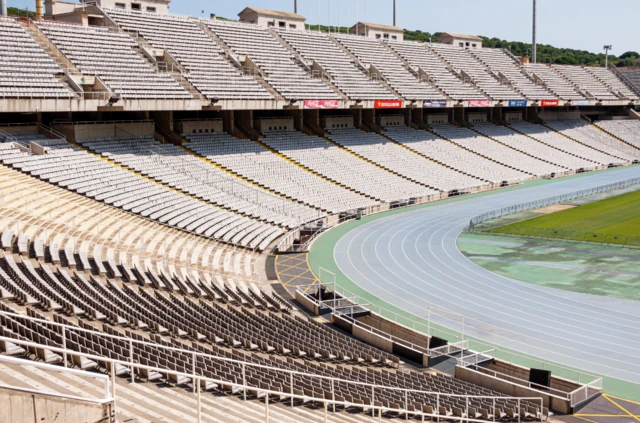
(0, 310, 544, 423)
(468, 177, 640, 229)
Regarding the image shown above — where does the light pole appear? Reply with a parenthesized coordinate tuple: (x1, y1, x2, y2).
(532, 0, 537, 63)
(603, 45, 612, 68)
(393, 0, 396, 27)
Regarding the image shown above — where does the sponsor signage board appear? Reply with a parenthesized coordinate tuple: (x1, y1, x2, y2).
(468, 100, 491, 107)
(507, 100, 527, 107)
(304, 99, 339, 109)
(374, 100, 403, 109)
(423, 100, 447, 108)
(540, 100, 559, 107)
(572, 100, 589, 106)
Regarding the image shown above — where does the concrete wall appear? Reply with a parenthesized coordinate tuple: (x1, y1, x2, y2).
(486, 361, 581, 394)
(257, 118, 294, 132)
(468, 112, 488, 123)
(175, 120, 223, 135)
(97, 0, 169, 14)
(427, 114, 448, 125)
(455, 366, 571, 414)
(0, 388, 111, 423)
(51, 121, 154, 141)
(505, 112, 523, 122)
(356, 313, 431, 351)
(378, 115, 404, 127)
(321, 116, 354, 129)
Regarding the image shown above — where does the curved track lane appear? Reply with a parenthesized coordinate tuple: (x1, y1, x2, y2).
(334, 167, 640, 384)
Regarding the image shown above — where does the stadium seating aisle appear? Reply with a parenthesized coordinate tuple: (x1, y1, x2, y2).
(260, 129, 437, 202)
(206, 20, 338, 100)
(544, 120, 640, 161)
(595, 120, 640, 149)
(103, 8, 273, 100)
(429, 43, 524, 101)
(0, 17, 74, 99)
(36, 21, 190, 100)
(183, 132, 378, 213)
(0, 140, 281, 251)
(277, 29, 397, 100)
(471, 122, 598, 171)
(384, 125, 528, 184)
(508, 120, 625, 165)
(386, 40, 487, 101)
(333, 34, 445, 101)
(326, 127, 487, 192)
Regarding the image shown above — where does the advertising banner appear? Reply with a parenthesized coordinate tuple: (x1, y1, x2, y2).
(507, 100, 527, 107)
(374, 100, 403, 109)
(423, 100, 447, 108)
(572, 100, 589, 106)
(540, 100, 559, 107)
(304, 99, 339, 109)
(468, 100, 491, 107)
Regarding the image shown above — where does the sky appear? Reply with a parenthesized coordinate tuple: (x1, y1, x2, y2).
(9, 0, 639, 55)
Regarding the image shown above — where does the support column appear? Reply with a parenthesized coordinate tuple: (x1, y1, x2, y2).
(411, 107, 424, 127)
(283, 108, 303, 132)
(362, 108, 378, 132)
(303, 109, 322, 136)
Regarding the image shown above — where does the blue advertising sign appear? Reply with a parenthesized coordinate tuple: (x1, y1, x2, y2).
(508, 100, 527, 107)
(423, 100, 447, 108)
(572, 100, 589, 106)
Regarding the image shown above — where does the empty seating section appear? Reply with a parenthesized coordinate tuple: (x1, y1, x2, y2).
(521, 64, 585, 101)
(509, 121, 623, 165)
(36, 21, 190, 99)
(0, 17, 73, 98)
(104, 8, 272, 100)
(0, 127, 50, 148)
(277, 29, 396, 100)
(77, 136, 315, 228)
(326, 128, 484, 192)
(468, 49, 554, 100)
(595, 120, 640, 149)
(333, 34, 444, 100)
(429, 44, 523, 101)
(617, 68, 640, 95)
(430, 124, 563, 177)
(387, 40, 486, 101)
(584, 67, 639, 101)
(206, 20, 337, 100)
(551, 65, 618, 101)
(261, 130, 436, 202)
(386, 126, 527, 184)
(544, 120, 640, 161)
(472, 122, 597, 171)
(0, 141, 280, 250)
(183, 132, 376, 213)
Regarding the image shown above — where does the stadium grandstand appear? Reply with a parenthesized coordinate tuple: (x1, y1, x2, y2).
(0, 0, 639, 422)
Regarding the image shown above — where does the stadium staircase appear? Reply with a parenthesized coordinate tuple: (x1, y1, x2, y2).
(270, 29, 350, 102)
(197, 22, 285, 102)
(330, 37, 404, 101)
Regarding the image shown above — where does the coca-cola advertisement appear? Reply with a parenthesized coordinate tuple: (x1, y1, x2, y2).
(304, 100, 339, 109)
(468, 100, 491, 107)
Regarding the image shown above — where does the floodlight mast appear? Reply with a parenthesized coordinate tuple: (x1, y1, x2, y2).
(0, 0, 7, 17)
(294, 0, 297, 14)
(532, 0, 537, 63)
(393, 0, 396, 26)
(603, 45, 613, 68)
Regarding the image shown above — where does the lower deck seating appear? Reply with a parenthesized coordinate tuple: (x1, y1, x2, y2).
(595, 120, 640, 149)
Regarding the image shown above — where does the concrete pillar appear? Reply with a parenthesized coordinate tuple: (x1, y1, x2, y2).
(411, 107, 423, 127)
(222, 110, 235, 134)
(303, 109, 322, 135)
(283, 108, 303, 132)
(362, 109, 377, 132)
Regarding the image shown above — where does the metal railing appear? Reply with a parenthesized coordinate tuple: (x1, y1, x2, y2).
(469, 177, 640, 229)
(0, 311, 545, 423)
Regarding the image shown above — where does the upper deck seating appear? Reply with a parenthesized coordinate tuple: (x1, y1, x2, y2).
(103, 8, 272, 100)
(0, 17, 73, 98)
(36, 21, 190, 100)
(183, 132, 376, 213)
(333, 34, 445, 101)
(206, 20, 338, 100)
(386, 40, 486, 101)
(584, 67, 639, 101)
(429, 44, 523, 101)
(468, 48, 555, 101)
(551, 65, 619, 101)
(261, 129, 437, 202)
(384, 126, 527, 184)
(521, 64, 586, 101)
(617, 68, 640, 94)
(277, 29, 396, 100)
(326, 128, 485, 192)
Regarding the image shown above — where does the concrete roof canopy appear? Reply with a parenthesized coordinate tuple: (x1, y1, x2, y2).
(238, 7, 306, 21)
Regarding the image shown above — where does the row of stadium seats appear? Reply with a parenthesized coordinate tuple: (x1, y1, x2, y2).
(1, 12, 636, 103)
(595, 120, 640, 149)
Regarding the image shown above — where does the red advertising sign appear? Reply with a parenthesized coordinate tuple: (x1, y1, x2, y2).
(304, 99, 339, 109)
(540, 100, 559, 107)
(468, 100, 491, 107)
(374, 100, 403, 109)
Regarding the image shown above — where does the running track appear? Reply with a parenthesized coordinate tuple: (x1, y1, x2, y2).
(333, 166, 640, 384)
